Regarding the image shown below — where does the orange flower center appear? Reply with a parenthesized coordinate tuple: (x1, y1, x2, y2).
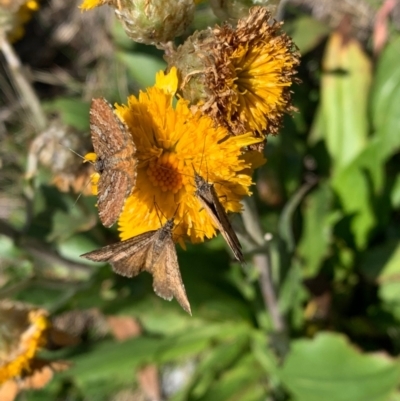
(147, 152, 183, 194)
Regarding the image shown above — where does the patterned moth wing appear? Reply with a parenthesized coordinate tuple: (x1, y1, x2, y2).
(90, 98, 137, 227)
(194, 173, 245, 266)
(80, 219, 191, 314)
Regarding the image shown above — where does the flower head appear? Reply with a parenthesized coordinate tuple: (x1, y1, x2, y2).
(80, 0, 195, 45)
(26, 121, 94, 195)
(87, 67, 264, 244)
(0, 302, 49, 384)
(171, 6, 300, 149)
(0, 301, 75, 391)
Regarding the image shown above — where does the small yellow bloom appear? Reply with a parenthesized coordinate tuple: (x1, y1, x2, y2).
(87, 67, 264, 243)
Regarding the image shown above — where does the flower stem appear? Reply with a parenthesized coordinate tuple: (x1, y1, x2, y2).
(0, 34, 47, 132)
(242, 197, 286, 334)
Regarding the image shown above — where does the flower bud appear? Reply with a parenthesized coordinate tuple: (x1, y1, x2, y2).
(81, 0, 195, 45)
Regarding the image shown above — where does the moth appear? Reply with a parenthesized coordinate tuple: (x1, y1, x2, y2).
(80, 219, 191, 314)
(89, 98, 137, 227)
(194, 173, 245, 266)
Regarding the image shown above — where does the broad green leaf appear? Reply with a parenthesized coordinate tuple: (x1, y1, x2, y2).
(48, 206, 97, 243)
(196, 354, 266, 401)
(359, 240, 400, 282)
(391, 175, 400, 209)
(321, 31, 371, 170)
(57, 233, 100, 266)
(117, 51, 166, 89)
(43, 98, 90, 131)
(297, 183, 337, 276)
(279, 332, 400, 401)
(360, 241, 400, 316)
(67, 337, 161, 386)
(191, 334, 249, 398)
(331, 138, 386, 248)
(371, 35, 400, 154)
(157, 323, 250, 363)
(286, 16, 330, 54)
(278, 261, 308, 329)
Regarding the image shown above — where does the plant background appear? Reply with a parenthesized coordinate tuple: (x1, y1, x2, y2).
(1, 0, 400, 400)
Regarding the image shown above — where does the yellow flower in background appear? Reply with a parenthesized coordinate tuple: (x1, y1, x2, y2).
(87, 67, 264, 244)
(0, 0, 40, 42)
(0, 301, 75, 399)
(0, 303, 49, 384)
(173, 6, 300, 148)
(80, 0, 109, 10)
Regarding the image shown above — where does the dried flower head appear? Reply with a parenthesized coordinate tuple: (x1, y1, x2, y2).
(171, 6, 300, 149)
(80, 0, 195, 45)
(86, 67, 264, 245)
(25, 121, 94, 195)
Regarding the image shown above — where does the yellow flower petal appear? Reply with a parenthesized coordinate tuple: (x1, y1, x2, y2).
(80, 0, 107, 10)
(113, 68, 264, 243)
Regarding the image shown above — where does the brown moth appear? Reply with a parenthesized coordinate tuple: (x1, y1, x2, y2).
(90, 98, 137, 227)
(194, 173, 245, 266)
(80, 219, 191, 314)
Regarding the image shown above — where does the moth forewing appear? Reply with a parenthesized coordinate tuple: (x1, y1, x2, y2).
(80, 219, 191, 314)
(151, 235, 191, 314)
(194, 173, 245, 266)
(89, 98, 137, 227)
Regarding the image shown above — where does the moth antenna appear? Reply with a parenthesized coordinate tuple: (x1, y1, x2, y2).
(58, 142, 95, 166)
(72, 177, 93, 208)
(153, 198, 165, 225)
(198, 132, 208, 176)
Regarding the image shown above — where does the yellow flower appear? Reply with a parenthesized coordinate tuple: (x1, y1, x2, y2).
(173, 6, 300, 148)
(87, 67, 264, 244)
(79, 0, 108, 10)
(0, 0, 40, 42)
(0, 301, 75, 391)
(0, 305, 49, 384)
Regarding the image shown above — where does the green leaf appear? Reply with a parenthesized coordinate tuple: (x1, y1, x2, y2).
(390, 175, 400, 209)
(331, 138, 386, 249)
(360, 241, 400, 317)
(43, 98, 90, 131)
(297, 183, 337, 276)
(286, 16, 330, 55)
(321, 32, 371, 170)
(190, 334, 249, 398)
(279, 332, 400, 401)
(117, 51, 166, 88)
(198, 354, 266, 401)
(371, 35, 400, 153)
(67, 337, 160, 387)
(157, 323, 250, 363)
